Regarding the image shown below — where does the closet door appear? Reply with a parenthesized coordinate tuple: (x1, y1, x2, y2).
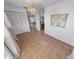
(4, 25, 20, 57)
(4, 45, 14, 59)
(5, 12, 28, 35)
(5, 12, 19, 34)
(12, 13, 22, 34)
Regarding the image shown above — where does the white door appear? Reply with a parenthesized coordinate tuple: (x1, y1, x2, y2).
(4, 45, 14, 59)
(5, 12, 29, 35)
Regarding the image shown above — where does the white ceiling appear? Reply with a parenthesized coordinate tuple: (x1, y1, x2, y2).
(4, 0, 64, 9)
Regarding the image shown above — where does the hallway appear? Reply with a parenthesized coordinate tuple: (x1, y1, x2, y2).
(16, 31, 73, 59)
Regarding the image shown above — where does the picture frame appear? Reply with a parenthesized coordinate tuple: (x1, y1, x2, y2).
(50, 13, 68, 28)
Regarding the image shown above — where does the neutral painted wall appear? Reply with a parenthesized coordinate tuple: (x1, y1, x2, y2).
(4, 45, 14, 59)
(40, 9, 44, 17)
(44, 0, 74, 46)
(4, 4, 26, 13)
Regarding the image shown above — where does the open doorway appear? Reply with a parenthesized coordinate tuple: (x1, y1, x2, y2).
(40, 16, 44, 31)
(28, 16, 36, 31)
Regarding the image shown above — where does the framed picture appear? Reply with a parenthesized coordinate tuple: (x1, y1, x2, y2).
(50, 13, 68, 28)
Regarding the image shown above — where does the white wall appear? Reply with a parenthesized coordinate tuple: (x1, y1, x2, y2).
(40, 9, 44, 17)
(44, 0, 74, 46)
(35, 13, 41, 31)
(4, 4, 26, 13)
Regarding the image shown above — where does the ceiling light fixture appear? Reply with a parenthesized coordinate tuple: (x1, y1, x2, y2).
(25, 0, 39, 15)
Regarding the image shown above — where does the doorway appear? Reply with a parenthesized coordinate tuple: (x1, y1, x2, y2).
(40, 16, 44, 31)
(28, 16, 36, 31)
